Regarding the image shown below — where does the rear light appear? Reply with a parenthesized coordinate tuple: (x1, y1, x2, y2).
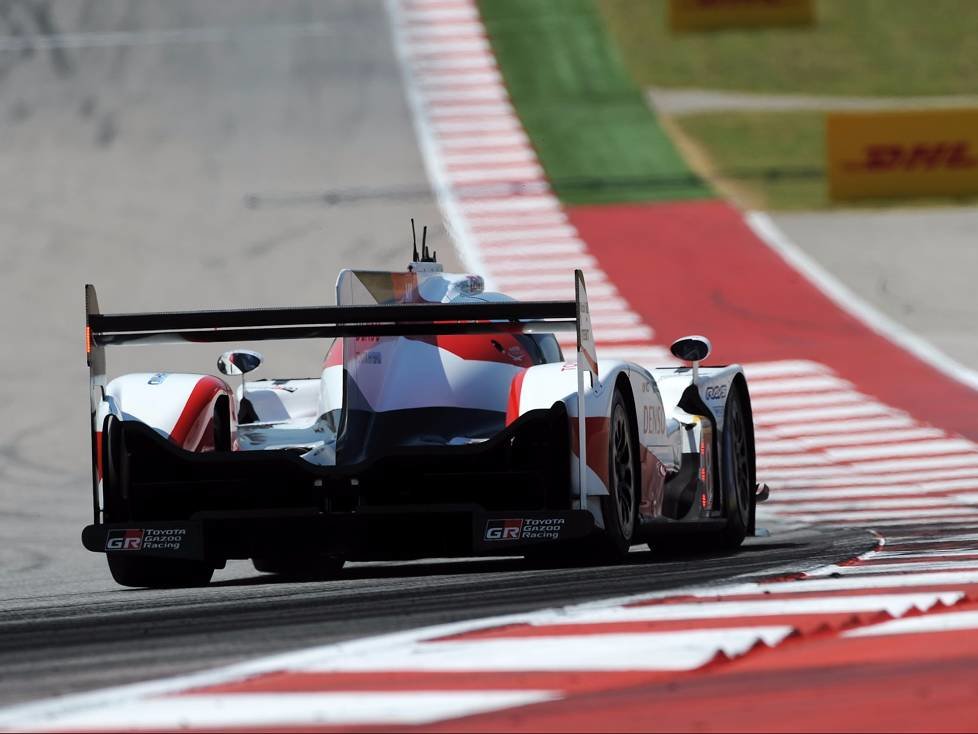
(699, 436, 706, 481)
(85, 325, 92, 355)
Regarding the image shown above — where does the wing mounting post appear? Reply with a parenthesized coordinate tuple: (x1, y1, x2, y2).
(85, 284, 106, 524)
(575, 270, 598, 513)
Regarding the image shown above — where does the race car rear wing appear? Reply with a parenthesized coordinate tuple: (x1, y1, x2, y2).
(85, 270, 598, 517)
(86, 299, 578, 346)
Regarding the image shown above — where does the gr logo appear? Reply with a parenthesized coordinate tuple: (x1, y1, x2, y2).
(484, 519, 524, 541)
(106, 529, 144, 551)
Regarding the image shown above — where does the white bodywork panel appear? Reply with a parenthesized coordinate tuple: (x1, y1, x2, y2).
(244, 379, 320, 424)
(333, 337, 522, 413)
(105, 373, 220, 438)
(514, 360, 736, 475)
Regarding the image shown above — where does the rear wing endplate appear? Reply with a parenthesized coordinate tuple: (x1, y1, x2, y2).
(574, 269, 597, 512)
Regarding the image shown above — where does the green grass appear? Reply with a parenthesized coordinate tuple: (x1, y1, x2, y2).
(675, 111, 827, 209)
(477, 0, 711, 204)
(598, 0, 978, 97)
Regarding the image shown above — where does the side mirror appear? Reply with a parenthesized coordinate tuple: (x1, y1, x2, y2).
(670, 335, 711, 382)
(670, 336, 711, 363)
(217, 349, 263, 376)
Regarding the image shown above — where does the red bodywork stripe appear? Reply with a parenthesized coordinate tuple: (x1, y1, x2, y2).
(323, 338, 343, 368)
(570, 415, 610, 489)
(170, 376, 229, 452)
(505, 369, 527, 426)
(580, 348, 598, 376)
(95, 431, 103, 481)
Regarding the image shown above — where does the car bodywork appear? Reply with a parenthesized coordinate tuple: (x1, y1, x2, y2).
(82, 260, 759, 574)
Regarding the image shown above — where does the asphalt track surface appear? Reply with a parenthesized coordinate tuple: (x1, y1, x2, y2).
(0, 0, 878, 710)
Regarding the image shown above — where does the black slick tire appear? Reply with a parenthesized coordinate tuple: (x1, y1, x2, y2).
(592, 386, 638, 563)
(717, 384, 754, 549)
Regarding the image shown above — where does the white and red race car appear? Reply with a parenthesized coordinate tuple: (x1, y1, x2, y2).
(82, 247, 761, 588)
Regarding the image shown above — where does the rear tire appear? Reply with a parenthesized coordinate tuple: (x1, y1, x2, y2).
(717, 384, 754, 549)
(252, 555, 345, 580)
(592, 387, 638, 563)
(648, 384, 754, 555)
(108, 555, 214, 588)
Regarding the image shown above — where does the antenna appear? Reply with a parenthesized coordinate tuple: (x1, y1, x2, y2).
(416, 226, 437, 262)
(411, 218, 420, 262)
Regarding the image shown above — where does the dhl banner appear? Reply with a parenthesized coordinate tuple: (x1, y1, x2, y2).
(827, 109, 978, 200)
(668, 0, 814, 32)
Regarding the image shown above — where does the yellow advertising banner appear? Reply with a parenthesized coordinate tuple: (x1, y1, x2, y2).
(668, 0, 814, 32)
(827, 109, 978, 200)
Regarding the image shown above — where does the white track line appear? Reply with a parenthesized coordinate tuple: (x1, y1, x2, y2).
(826, 439, 975, 462)
(778, 428, 946, 450)
(17, 692, 556, 731)
(742, 360, 830, 378)
(748, 376, 854, 394)
(809, 560, 978, 576)
(770, 469, 978, 488)
(765, 416, 918, 436)
(774, 486, 964, 501)
(304, 628, 794, 673)
(750, 391, 869, 411)
(746, 212, 978, 392)
(541, 593, 962, 623)
(660, 571, 978, 598)
(754, 403, 899, 424)
(845, 610, 978, 637)
(771, 498, 955, 513)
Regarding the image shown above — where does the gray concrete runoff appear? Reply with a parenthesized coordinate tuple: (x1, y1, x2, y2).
(646, 86, 978, 115)
(769, 207, 978, 371)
